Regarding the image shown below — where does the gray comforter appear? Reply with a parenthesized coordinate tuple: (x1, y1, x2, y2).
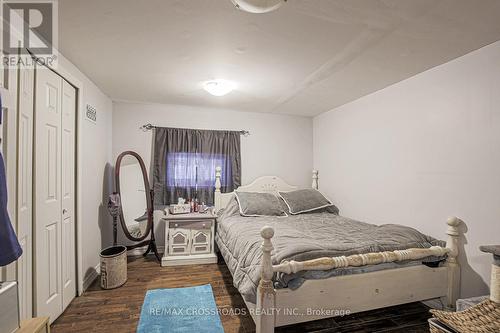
(215, 197, 446, 303)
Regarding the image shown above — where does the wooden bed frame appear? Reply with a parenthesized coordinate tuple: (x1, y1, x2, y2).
(214, 168, 461, 333)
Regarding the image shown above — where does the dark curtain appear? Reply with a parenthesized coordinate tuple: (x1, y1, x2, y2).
(152, 127, 241, 208)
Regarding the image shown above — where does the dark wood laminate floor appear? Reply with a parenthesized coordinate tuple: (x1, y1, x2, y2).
(51, 256, 431, 333)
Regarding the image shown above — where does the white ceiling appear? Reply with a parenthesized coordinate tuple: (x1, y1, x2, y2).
(59, 0, 500, 117)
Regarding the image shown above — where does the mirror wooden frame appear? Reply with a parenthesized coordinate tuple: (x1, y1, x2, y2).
(114, 151, 152, 242)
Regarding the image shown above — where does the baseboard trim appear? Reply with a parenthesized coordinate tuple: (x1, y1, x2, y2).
(82, 263, 100, 291)
(127, 245, 165, 257)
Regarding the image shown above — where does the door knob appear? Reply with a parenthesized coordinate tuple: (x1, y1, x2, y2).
(63, 209, 67, 214)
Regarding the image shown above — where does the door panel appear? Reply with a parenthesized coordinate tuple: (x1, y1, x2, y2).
(46, 222, 58, 298)
(17, 237, 30, 318)
(46, 124, 58, 199)
(34, 66, 63, 322)
(17, 62, 34, 319)
(62, 217, 73, 287)
(191, 230, 210, 254)
(169, 228, 190, 255)
(61, 80, 76, 310)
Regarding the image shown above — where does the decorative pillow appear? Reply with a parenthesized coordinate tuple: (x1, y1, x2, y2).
(303, 204, 340, 215)
(279, 189, 333, 215)
(278, 195, 339, 215)
(234, 192, 287, 217)
(278, 196, 290, 213)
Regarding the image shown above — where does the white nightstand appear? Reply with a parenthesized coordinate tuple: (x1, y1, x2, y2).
(162, 212, 217, 266)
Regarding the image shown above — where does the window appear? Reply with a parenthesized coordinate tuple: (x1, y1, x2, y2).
(152, 127, 241, 207)
(166, 152, 232, 189)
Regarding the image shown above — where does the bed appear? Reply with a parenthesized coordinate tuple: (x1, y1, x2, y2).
(213, 168, 461, 333)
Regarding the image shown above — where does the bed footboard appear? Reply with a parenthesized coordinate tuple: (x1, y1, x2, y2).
(255, 218, 462, 333)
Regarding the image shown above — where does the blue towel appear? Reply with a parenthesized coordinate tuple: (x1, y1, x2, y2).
(0, 94, 22, 266)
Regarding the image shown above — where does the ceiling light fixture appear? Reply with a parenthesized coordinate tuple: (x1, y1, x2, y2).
(230, 0, 286, 14)
(203, 79, 236, 97)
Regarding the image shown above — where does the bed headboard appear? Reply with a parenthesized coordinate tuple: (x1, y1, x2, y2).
(214, 167, 319, 212)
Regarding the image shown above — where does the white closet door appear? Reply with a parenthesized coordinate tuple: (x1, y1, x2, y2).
(61, 80, 76, 310)
(17, 62, 34, 320)
(34, 66, 63, 322)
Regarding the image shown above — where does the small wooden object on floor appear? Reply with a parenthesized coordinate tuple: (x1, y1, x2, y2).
(479, 245, 500, 303)
(17, 317, 50, 333)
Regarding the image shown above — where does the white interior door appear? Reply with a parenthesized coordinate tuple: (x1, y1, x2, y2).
(34, 66, 63, 322)
(17, 61, 34, 320)
(61, 79, 76, 310)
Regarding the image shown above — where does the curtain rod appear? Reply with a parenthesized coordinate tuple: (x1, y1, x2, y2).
(139, 123, 250, 136)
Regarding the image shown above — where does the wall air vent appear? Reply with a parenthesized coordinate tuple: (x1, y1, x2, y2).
(86, 104, 97, 123)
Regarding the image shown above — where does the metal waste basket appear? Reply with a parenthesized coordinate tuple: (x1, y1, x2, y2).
(100, 245, 127, 289)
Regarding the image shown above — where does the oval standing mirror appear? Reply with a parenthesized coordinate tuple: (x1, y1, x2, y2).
(115, 151, 152, 242)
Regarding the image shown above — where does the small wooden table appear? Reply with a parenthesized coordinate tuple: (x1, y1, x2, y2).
(480, 244, 500, 303)
(162, 212, 217, 266)
(18, 317, 50, 333)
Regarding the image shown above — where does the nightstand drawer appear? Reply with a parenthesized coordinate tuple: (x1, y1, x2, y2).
(169, 220, 212, 230)
(170, 245, 190, 255)
(191, 229, 211, 254)
(191, 245, 209, 254)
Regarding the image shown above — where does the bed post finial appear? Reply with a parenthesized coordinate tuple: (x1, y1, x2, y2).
(443, 216, 461, 310)
(312, 170, 319, 190)
(256, 226, 276, 333)
(214, 166, 222, 211)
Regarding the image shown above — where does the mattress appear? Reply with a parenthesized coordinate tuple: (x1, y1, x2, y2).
(215, 196, 446, 303)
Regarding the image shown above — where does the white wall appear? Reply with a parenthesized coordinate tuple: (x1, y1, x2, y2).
(314, 41, 500, 299)
(113, 101, 313, 186)
(56, 54, 114, 291)
(112, 101, 313, 245)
